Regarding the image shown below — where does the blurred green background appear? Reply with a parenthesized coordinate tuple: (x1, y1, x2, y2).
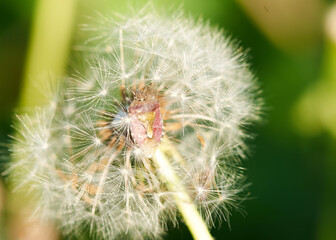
(1, 0, 336, 239)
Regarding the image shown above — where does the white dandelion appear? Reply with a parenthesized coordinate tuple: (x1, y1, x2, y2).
(8, 7, 261, 240)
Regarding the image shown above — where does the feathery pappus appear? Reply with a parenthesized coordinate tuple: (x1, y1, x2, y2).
(8, 7, 262, 240)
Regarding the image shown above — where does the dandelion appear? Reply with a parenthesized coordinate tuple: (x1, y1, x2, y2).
(8, 7, 261, 240)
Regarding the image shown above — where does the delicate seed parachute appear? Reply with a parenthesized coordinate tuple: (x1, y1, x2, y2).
(8, 8, 261, 240)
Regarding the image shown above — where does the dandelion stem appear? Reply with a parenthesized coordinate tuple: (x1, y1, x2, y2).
(154, 147, 214, 240)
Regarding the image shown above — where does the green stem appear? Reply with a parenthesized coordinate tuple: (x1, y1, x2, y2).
(9, 0, 78, 236)
(154, 148, 214, 240)
(21, 0, 77, 107)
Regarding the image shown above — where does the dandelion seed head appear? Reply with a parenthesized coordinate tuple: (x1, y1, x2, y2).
(7, 6, 261, 240)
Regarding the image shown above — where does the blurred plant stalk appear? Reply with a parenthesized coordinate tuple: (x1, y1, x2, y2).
(20, 0, 77, 107)
(9, 0, 77, 239)
(0, 182, 6, 240)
